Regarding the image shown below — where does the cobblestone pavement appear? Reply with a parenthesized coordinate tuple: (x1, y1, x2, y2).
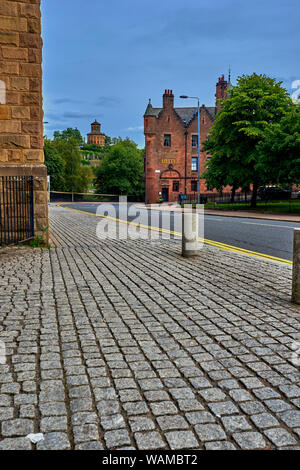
(0, 204, 300, 450)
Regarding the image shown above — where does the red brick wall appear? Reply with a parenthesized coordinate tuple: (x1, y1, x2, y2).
(216, 75, 228, 112)
(144, 93, 215, 204)
(87, 133, 105, 146)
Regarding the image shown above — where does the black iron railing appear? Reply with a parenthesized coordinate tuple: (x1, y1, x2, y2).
(50, 191, 145, 203)
(185, 192, 252, 204)
(185, 190, 300, 205)
(0, 176, 34, 247)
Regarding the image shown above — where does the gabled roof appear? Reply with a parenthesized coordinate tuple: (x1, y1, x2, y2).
(174, 107, 197, 125)
(144, 103, 217, 125)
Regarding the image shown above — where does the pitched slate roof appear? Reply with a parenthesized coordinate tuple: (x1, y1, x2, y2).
(144, 103, 217, 125)
(144, 102, 162, 117)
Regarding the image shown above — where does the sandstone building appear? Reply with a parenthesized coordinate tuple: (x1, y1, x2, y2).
(144, 75, 229, 203)
(87, 119, 105, 147)
(0, 0, 48, 239)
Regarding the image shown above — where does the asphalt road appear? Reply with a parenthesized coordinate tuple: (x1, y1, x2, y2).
(62, 203, 300, 261)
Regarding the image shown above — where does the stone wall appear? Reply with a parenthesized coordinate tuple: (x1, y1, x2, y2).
(0, 0, 48, 239)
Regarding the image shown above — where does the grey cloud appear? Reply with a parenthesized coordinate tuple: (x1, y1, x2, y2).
(95, 96, 121, 107)
(44, 111, 101, 123)
(44, 112, 66, 122)
(52, 98, 84, 105)
(62, 111, 98, 119)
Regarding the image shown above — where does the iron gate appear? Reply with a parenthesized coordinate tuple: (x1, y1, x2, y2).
(0, 176, 34, 247)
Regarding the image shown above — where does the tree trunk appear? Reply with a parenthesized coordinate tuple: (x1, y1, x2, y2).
(251, 183, 258, 208)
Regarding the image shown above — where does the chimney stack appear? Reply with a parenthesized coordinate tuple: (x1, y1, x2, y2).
(163, 89, 174, 108)
(216, 75, 228, 112)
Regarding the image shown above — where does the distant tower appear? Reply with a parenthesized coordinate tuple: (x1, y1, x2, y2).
(87, 119, 105, 146)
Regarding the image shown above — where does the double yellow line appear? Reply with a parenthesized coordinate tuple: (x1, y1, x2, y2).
(57, 204, 292, 266)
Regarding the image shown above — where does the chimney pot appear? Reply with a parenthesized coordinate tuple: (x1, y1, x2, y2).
(163, 89, 174, 108)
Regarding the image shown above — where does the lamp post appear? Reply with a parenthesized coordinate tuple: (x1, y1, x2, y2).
(180, 95, 201, 204)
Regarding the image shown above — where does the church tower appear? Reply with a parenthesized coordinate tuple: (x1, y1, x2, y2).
(87, 120, 105, 146)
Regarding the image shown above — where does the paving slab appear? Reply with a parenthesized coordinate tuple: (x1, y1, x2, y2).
(0, 204, 299, 450)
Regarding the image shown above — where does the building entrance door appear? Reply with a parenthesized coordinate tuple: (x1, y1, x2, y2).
(162, 187, 169, 202)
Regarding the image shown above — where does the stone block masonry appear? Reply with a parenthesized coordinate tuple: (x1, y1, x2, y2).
(0, 0, 48, 239)
(0, 205, 300, 450)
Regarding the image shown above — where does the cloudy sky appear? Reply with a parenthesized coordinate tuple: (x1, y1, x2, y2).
(42, 0, 300, 147)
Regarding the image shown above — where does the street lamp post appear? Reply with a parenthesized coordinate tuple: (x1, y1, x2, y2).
(180, 95, 201, 204)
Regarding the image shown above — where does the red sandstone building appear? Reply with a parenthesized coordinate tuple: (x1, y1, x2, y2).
(144, 76, 229, 203)
(87, 120, 105, 147)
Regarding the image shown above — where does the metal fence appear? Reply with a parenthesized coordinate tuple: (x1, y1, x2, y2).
(185, 192, 253, 204)
(0, 176, 34, 247)
(185, 190, 300, 205)
(50, 191, 145, 203)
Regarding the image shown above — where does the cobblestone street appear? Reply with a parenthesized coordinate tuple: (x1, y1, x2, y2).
(0, 204, 300, 450)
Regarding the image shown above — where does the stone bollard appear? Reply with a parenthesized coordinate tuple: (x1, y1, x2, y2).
(292, 229, 300, 304)
(182, 208, 199, 257)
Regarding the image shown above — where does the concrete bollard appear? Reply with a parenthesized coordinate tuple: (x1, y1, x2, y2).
(292, 229, 300, 304)
(182, 209, 199, 257)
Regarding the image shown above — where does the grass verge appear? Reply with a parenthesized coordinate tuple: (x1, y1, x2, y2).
(204, 200, 300, 213)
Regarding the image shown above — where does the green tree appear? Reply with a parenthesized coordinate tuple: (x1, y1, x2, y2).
(45, 133, 93, 193)
(81, 144, 104, 153)
(53, 127, 84, 145)
(104, 135, 112, 146)
(257, 104, 300, 186)
(44, 138, 65, 191)
(111, 136, 123, 145)
(203, 74, 292, 207)
(53, 136, 92, 192)
(94, 139, 144, 196)
(203, 152, 241, 201)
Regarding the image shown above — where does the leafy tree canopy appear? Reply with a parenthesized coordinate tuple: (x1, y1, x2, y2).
(45, 134, 93, 193)
(94, 138, 144, 196)
(256, 105, 300, 186)
(53, 127, 84, 145)
(44, 138, 65, 191)
(203, 73, 293, 206)
(81, 144, 105, 153)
